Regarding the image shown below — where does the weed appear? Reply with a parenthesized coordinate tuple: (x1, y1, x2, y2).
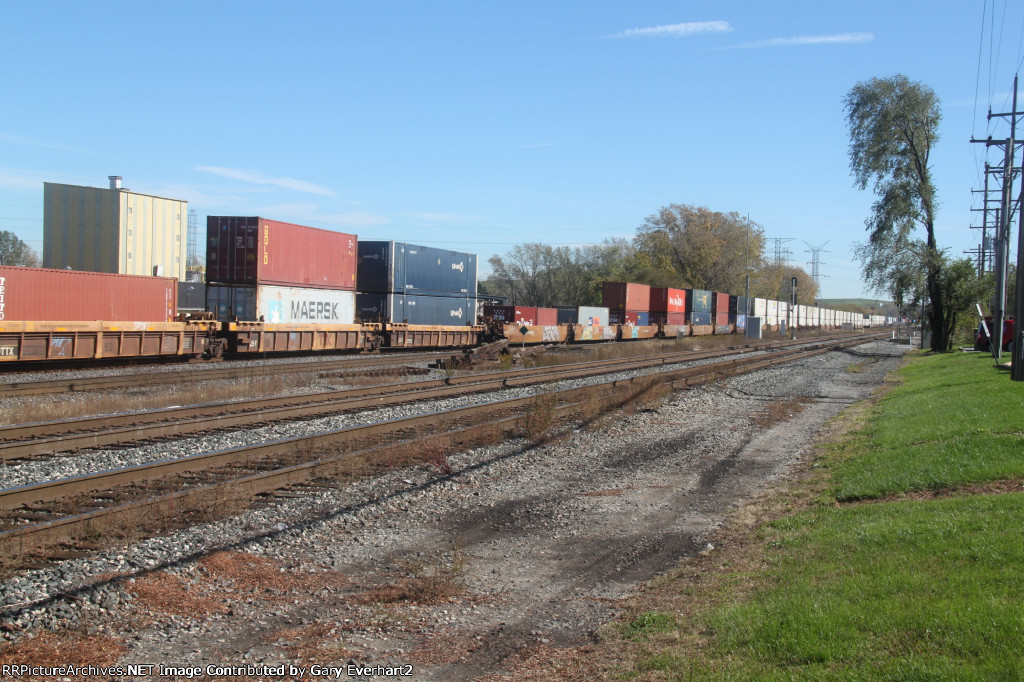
(361, 541, 468, 605)
(520, 391, 557, 444)
(419, 434, 454, 475)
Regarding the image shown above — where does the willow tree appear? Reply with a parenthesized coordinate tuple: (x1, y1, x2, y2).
(844, 75, 948, 350)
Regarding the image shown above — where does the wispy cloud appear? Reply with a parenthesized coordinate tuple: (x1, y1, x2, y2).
(726, 32, 873, 49)
(613, 21, 732, 39)
(259, 202, 389, 228)
(196, 166, 336, 197)
(0, 132, 90, 154)
(407, 212, 482, 225)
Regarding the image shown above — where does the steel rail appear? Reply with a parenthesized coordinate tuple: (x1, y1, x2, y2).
(0, 351, 456, 398)
(0, 335, 859, 459)
(0, 333, 884, 515)
(0, 334, 885, 557)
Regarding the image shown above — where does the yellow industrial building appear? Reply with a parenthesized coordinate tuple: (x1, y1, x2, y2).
(43, 177, 188, 280)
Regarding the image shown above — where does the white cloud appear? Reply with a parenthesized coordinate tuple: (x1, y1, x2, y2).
(258, 202, 389, 228)
(614, 21, 732, 39)
(195, 166, 336, 197)
(727, 32, 873, 49)
(407, 212, 482, 224)
(0, 132, 90, 154)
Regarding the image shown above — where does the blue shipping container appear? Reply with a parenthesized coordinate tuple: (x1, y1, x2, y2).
(690, 310, 712, 326)
(356, 292, 474, 326)
(358, 241, 477, 297)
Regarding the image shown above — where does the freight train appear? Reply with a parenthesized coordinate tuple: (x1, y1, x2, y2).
(0, 216, 893, 365)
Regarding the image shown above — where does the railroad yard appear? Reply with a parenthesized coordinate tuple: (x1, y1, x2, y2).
(0, 334, 908, 680)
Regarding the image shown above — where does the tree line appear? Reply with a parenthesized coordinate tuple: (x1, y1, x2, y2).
(483, 205, 819, 308)
(0, 230, 39, 267)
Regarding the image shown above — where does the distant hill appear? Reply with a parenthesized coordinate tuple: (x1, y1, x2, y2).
(819, 298, 898, 316)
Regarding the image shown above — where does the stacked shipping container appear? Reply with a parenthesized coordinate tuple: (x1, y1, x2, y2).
(206, 217, 358, 323)
(686, 289, 712, 326)
(602, 282, 650, 326)
(355, 241, 478, 326)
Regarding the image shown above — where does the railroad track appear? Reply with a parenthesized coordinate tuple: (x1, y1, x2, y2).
(0, 333, 886, 567)
(0, 350, 457, 398)
(0, 335, 858, 460)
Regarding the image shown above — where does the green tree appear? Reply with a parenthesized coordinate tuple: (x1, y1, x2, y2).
(0, 230, 39, 266)
(634, 205, 766, 292)
(844, 75, 947, 350)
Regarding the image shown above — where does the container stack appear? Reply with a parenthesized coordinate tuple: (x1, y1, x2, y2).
(483, 305, 538, 325)
(711, 292, 730, 329)
(602, 282, 650, 325)
(686, 289, 713, 326)
(355, 241, 477, 326)
(648, 287, 686, 325)
(205, 217, 357, 324)
(557, 306, 609, 326)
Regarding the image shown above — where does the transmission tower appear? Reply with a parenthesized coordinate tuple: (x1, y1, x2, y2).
(765, 237, 796, 264)
(186, 209, 201, 281)
(804, 241, 830, 303)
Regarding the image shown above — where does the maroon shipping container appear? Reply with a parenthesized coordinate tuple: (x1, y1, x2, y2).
(649, 287, 686, 313)
(207, 216, 357, 290)
(483, 305, 538, 325)
(711, 292, 730, 315)
(602, 282, 651, 312)
(536, 307, 558, 326)
(649, 311, 687, 325)
(0, 265, 177, 322)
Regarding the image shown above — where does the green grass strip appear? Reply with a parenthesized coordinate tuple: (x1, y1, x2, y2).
(833, 352, 1024, 501)
(697, 494, 1024, 680)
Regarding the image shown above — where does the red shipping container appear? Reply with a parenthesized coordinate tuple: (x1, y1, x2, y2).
(649, 287, 686, 313)
(712, 292, 730, 314)
(536, 307, 558, 326)
(0, 265, 176, 322)
(714, 311, 730, 325)
(648, 311, 687, 325)
(483, 305, 538, 325)
(602, 282, 651, 311)
(206, 216, 357, 290)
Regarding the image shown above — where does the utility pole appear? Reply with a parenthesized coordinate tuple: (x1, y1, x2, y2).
(971, 74, 1022, 367)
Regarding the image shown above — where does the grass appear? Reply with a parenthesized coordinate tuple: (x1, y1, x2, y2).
(830, 351, 1024, 501)
(576, 350, 1024, 681)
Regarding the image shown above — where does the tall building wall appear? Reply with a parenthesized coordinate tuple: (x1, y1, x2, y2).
(43, 183, 119, 273)
(44, 181, 188, 280)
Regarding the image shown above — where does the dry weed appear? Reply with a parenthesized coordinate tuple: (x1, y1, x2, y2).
(0, 631, 127, 682)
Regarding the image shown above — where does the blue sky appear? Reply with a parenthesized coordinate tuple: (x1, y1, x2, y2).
(2, 1, 1022, 299)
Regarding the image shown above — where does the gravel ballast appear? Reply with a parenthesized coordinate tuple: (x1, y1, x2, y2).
(0, 340, 909, 680)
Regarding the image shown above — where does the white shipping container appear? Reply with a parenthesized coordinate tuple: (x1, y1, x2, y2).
(753, 298, 768, 316)
(767, 299, 779, 316)
(208, 284, 356, 324)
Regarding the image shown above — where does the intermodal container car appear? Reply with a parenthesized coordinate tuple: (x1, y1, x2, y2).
(0, 265, 176, 322)
(356, 293, 475, 326)
(602, 282, 650, 311)
(649, 287, 686, 313)
(207, 284, 355, 324)
(358, 241, 477, 297)
(206, 217, 357, 290)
